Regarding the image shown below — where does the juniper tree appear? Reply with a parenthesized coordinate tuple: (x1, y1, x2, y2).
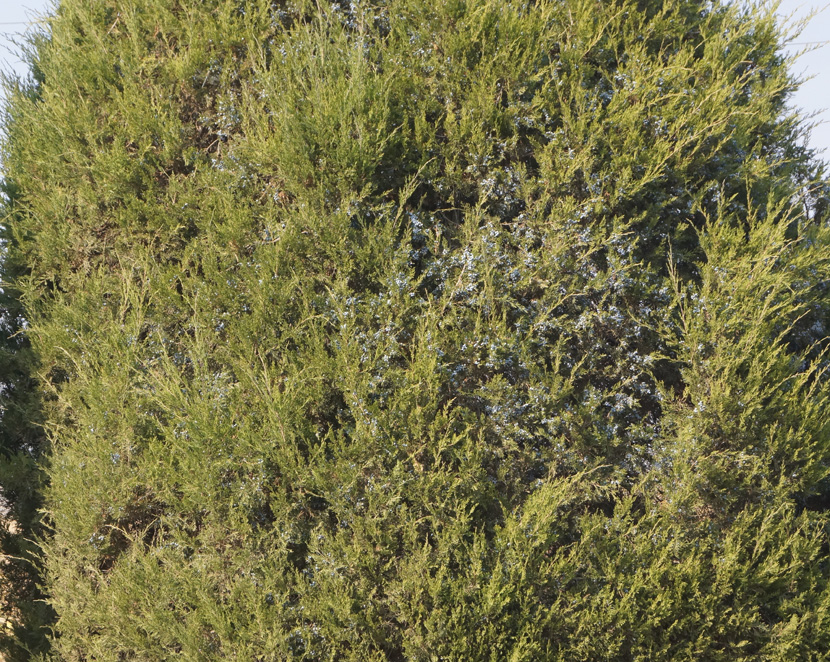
(1, 44, 53, 659)
(0, 240, 50, 661)
(2, 0, 830, 660)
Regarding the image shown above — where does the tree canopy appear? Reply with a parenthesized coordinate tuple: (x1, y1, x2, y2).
(1, 0, 830, 659)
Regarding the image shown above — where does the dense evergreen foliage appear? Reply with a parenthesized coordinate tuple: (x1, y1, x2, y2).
(0, 243, 51, 660)
(2, 0, 830, 659)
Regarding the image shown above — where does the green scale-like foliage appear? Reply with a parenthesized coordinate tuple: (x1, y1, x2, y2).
(2, 0, 830, 659)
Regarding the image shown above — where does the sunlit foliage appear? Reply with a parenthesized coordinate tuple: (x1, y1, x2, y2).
(2, 0, 830, 659)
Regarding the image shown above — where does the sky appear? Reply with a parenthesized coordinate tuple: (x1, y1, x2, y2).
(0, 0, 828, 158)
(0, 1, 50, 80)
(778, 0, 830, 159)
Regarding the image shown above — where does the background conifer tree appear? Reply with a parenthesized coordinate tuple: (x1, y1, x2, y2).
(0, 241, 51, 661)
(2, 0, 830, 659)
(1, 37, 55, 660)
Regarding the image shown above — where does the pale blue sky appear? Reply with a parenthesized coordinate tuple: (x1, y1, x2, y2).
(778, 0, 830, 159)
(0, 1, 50, 79)
(1, 0, 828, 158)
